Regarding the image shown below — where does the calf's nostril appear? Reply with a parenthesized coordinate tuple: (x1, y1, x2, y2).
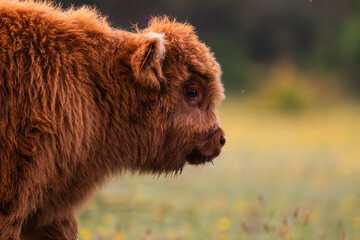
(220, 134, 226, 147)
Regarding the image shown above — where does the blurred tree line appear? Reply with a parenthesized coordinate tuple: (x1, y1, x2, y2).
(57, 0, 360, 95)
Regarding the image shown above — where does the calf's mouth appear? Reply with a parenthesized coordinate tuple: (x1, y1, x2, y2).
(186, 128, 225, 165)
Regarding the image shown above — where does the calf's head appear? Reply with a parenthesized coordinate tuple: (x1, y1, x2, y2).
(117, 17, 225, 174)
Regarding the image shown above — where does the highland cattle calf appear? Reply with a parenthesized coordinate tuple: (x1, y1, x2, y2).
(0, 1, 225, 239)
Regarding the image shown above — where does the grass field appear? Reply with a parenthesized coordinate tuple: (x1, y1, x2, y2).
(77, 98, 360, 240)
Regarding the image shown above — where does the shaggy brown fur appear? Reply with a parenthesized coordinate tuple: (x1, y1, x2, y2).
(0, 1, 225, 239)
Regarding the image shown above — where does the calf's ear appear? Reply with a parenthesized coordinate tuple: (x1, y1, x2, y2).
(131, 32, 166, 89)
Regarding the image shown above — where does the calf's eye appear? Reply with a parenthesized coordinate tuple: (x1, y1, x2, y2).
(185, 89, 198, 99)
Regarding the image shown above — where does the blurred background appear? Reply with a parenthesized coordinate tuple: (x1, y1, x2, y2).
(56, 0, 360, 239)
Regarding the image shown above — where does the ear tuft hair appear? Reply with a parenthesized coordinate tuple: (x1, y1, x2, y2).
(145, 32, 166, 57)
(131, 32, 166, 89)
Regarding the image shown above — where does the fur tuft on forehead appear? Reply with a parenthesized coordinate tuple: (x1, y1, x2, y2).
(145, 16, 197, 41)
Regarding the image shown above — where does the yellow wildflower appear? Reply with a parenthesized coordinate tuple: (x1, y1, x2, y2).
(80, 229, 92, 240)
(114, 231, 126, 240)
(217, 218, 230, 232)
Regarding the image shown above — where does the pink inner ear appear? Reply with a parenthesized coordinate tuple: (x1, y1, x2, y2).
(140, 45, 152, 71)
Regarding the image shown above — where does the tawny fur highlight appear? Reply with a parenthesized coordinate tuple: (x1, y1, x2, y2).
(0, 1, 224, 239)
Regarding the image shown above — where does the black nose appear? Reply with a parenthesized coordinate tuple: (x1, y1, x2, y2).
(220, 134, 226, 147)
